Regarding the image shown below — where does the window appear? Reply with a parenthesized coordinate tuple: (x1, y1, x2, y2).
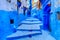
(10, 19, 14, 24)
(57, 11, 60, 20)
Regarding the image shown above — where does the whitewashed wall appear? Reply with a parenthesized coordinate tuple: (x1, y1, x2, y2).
(19, 0, 30, 14)
(0, 0, 17, 11)
(51, 0, 60, 12)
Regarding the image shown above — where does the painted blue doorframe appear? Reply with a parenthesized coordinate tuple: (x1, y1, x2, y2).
(43, 4, 51, 30)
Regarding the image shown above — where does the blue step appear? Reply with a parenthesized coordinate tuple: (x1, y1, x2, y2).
(7, 31, 42, 40)
(25, 17, 39, 21)
(17, 24, 42, 31)
(21, 20, 42, 24)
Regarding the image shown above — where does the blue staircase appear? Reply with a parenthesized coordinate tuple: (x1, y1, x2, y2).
(6, 17, 43, 40)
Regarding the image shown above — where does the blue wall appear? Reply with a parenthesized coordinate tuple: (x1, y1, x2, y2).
(9, 11, 18, 28)
(50, 8, 60, 40)
(0, 10, 12, 40)
(0, 10, 18, 40)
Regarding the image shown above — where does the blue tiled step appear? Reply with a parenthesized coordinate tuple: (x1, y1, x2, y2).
(25, 17, 39, 21)
(21, 20, 42, 24)
(7, 31, 42, 40)
(17, 24, 41, 30)
(16, 29, 41, 31)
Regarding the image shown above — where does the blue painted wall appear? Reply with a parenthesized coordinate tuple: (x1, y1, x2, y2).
(50, 8, 60, 40)
(0, 10, 19, 40)
(0, 10, 13, 40)
(50, 0, 60, 39)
